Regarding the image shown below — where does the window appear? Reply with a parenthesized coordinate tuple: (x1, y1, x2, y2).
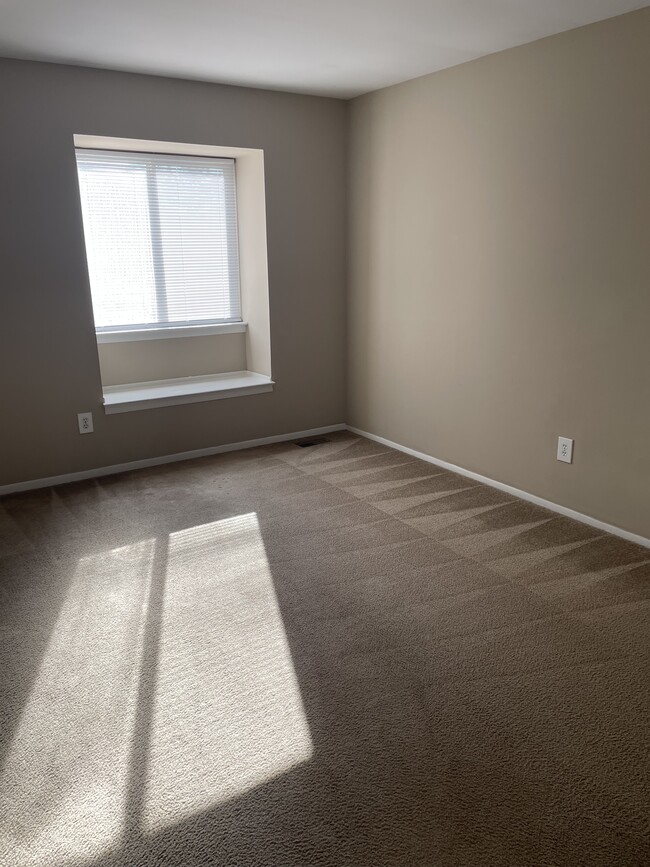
(73, 133, 272, 412)
(75, 149, 241, 333)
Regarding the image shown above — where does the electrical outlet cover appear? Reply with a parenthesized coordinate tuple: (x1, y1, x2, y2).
(78, 412, 94, 434)
(557, 436, 573, 463)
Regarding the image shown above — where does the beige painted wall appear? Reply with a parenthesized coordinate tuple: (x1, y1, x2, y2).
(0, 59, 347, 484)
(348, 9, 650, 538)
(97, 333, 247, 386)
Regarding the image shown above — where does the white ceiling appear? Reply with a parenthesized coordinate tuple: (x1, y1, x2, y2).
(0, 0, 648, 98)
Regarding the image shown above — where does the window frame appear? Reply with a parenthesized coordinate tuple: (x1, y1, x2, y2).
(75, 142, 243, 336)
(94, 321, 248, 344)
(74, 133, 273, 393)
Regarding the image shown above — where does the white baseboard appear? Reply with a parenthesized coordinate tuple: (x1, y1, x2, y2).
(347, 426, 650, 550)
(0, 424, 346, 497)
(3, 421, 648, 551)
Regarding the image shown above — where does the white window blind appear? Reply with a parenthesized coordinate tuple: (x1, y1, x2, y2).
(75, 148, 241, 332)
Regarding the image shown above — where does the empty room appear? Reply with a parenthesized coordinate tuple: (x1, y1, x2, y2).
(1, 1, 649, 865)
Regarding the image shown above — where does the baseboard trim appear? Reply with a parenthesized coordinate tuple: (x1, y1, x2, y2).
(4, 422, 648, 550)
(347, 426, 650, 550)
(0, 424, 347, 496)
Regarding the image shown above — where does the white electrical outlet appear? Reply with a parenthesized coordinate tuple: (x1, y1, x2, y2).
(78, 412, 94, 434)
(557, 436, 573, 463)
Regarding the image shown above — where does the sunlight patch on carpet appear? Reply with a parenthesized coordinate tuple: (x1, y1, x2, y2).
(0, 538, 156, 866)
(141, 512, 313, 833)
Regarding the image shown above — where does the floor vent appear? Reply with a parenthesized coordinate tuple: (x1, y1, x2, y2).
(293, 436, 330, 448)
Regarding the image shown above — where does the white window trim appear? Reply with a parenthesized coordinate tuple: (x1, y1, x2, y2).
(96, 321, 248, 344)
(74, 134, 258, 162)
(103, 371, 274, 414)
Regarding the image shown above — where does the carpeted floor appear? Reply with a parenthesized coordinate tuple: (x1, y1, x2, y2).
(0, 431, 648, 867)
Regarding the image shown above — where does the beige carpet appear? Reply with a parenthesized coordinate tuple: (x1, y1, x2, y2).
(0, 431, 648, 866)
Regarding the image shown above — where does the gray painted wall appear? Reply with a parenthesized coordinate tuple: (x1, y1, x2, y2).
(0, 58, 347, 484)
(97, 334, 248, 387)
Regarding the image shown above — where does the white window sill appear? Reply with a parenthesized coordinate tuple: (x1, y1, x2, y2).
(96, 322, 247, 343)
(103, 370, 273, 414)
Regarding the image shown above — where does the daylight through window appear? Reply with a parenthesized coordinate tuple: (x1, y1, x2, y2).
(75, 149, 241, 332)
